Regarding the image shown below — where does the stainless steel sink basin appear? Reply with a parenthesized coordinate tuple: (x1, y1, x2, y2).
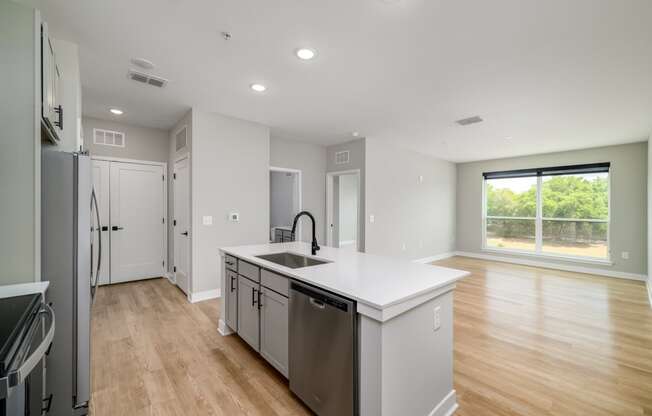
(255, 252, 330, 269)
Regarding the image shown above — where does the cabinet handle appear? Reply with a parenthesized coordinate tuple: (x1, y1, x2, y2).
(258, 290, 263, 309)
(230, 276, 235, 292)
(54, 105, 63, 129)
(251, 287, 257, 307)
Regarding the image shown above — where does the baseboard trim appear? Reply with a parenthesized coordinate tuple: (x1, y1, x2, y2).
(647, 279, 652, 308)
(454, 251, 647, 281)
(165, 272, 176, 284)
(188, 288, 221, 303)
(414, 252, 456, 264)
(428, 389, 458, 416)
(217, 318, 235, 336)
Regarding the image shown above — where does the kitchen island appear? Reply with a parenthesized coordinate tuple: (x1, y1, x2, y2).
(218, 242, 469, 416)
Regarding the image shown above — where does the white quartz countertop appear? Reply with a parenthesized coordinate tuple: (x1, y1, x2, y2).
(0, 281, 49, 299)
(220, 242, 469, 321)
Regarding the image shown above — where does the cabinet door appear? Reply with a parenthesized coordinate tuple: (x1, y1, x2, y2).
(225, 269, 238, 330)
(237, 276, 260, 351)
(260, 287, 289, 377)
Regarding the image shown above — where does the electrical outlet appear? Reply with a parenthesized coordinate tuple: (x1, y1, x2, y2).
(202, 216, 213, 226)
(369, 214, 375, 223)
(433, 306, 441, 331)
(621, 251, 629, 260)
(401, 242, 407, 251)
(418, 175, 424, 184)
(229, 212, 239, 222)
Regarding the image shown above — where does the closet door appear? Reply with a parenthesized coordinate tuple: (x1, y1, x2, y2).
(109, 161, 165, 283)
(91, 160, 111, 285)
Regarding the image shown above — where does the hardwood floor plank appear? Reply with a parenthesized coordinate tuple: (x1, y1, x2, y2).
(91, 258, 652, 415)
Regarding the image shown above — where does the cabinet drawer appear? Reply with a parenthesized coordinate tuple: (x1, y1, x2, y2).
(238, 260, 260, 282)
(225, 255, 238, 271)
(261, 269, 289, 297)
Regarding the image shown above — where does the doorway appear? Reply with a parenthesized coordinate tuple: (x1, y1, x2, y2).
(326, 170, 361, 251)
(269, 167, 301, 243)
(91, 157, 167, 284)
(173, 156, 191, 295)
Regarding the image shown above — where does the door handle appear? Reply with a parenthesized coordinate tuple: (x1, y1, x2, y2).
(111, 226, 124, 231)
(182, 231, 189, 236)
(101, 226, 108, 231)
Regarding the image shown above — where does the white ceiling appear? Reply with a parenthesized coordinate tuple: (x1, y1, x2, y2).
(28, 0, 652, 162)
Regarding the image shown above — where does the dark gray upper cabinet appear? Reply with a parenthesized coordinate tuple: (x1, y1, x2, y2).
(260, 286, 289, 377)
(237, 275, 260, 351)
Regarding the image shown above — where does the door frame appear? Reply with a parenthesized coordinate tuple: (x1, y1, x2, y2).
(326, 169, 361, 250)
(269, 166, 302, 241)
(173, 153, 191, 293)
(90, 155, 168, 281)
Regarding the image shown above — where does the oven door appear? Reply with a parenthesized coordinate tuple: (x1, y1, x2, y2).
(0, 303, 55, 416)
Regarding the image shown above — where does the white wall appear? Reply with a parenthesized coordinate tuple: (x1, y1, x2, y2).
(364, 139, 456, 260)
(270, 136, 327, 243)
(1, 2, 40, 284)
(270, 171, 295, 228)
(83, 117, 169, 162)
(192, 110, 270, 294)
(339, 173, 358, 243)
(457, 142, 648, 276)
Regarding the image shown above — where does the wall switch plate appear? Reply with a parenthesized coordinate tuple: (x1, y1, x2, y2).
(401, 242, 407, 251)
(433, 306, 441, 331)
(418, 175, 424, 184)
(229, 212, 239, 222)
(202, 216, 213, 226)
(621, 251, 629, 260)
(369, 214, 375, 223)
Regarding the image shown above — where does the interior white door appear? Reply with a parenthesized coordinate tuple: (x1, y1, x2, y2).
(173, 157, 190, 294)
(109, 161, 165, 283)
(91, 160, 111, 285)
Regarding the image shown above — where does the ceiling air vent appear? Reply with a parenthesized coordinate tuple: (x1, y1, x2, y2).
(455, 115, 483, 126)
(335, 150, 350, 165)
(128, 69, 169, 88)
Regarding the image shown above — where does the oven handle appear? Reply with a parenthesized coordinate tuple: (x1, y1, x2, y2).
(7, 303, 56, 388)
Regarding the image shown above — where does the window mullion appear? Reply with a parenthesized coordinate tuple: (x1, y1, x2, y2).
(535, 176, 543, 253)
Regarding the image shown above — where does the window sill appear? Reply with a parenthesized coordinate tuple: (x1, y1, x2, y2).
(481, 247, 614, 266)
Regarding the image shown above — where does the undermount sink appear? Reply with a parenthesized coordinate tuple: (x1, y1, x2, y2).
(255, 252, 330, 269)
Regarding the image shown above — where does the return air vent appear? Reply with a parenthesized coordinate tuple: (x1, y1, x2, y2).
(128, 69, 169, 88)
(94, 128, 125, 148)
(335, 150, 350, 165)
(455, 115, 483, 126)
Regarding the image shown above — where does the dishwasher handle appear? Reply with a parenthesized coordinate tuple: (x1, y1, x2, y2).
(291, 281, 352, 313)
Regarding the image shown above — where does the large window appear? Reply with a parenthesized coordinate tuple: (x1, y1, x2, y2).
(483, 163, 610, 261)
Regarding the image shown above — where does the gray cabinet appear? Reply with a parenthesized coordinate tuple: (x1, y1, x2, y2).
(225, 269, 238, 330)
(260, 287, 289, 377)
(237, 275, 260, 351)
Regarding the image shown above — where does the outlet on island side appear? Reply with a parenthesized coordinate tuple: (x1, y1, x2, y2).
(433, 306, 441, 331)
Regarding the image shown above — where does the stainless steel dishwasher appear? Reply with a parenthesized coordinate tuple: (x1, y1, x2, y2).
(289, 280, 357, 416)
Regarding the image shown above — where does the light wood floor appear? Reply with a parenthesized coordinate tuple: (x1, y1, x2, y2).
(90, 257, 652, 416)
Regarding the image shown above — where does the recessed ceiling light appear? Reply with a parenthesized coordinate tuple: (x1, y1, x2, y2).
(109, 108, 124, 115)
(130, 58, 155, 70)
(250, 83, 266, 92)
(296, 48, 316, 60)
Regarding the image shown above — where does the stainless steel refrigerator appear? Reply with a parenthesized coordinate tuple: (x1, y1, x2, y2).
(41, 150, 101, 416)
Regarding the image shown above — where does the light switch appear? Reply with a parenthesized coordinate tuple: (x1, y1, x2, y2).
(202, 216, 213, 226)
(369, 214, 375, 223)
(621, 251, 629, 260)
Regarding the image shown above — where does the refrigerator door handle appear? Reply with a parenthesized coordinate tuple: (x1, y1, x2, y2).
(90, 188, 101, 302)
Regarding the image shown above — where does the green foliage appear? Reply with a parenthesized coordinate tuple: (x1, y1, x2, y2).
(487, 175, 608, 220)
